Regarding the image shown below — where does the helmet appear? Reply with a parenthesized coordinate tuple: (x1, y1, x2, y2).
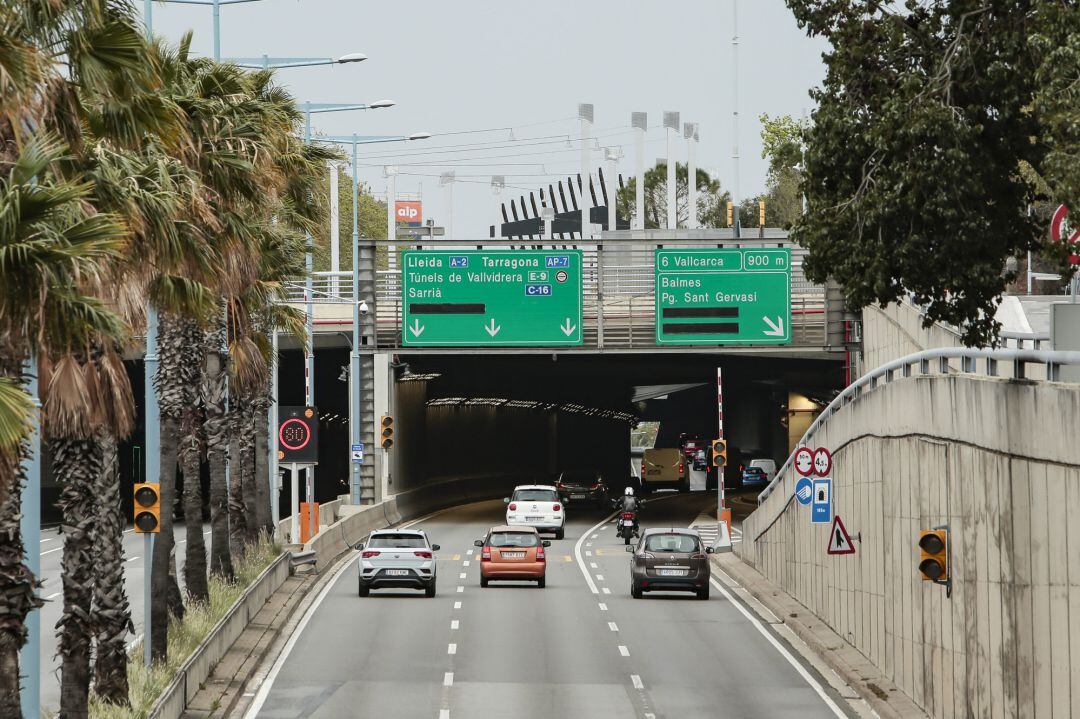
(624, 487, 634, 496)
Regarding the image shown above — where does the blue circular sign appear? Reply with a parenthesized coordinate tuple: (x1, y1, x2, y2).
(795, 477, 814, 506)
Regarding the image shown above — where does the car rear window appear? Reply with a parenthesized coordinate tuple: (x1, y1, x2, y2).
(560, 471, 595, 484)
(644, 534, 699, 553)
(513, 489, 558, 502)
(488, 532, 539, 548)
(368, 534, 427, 549)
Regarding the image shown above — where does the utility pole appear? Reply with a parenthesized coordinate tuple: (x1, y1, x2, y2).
(664, 112, 679, 230)
(632, 112, 647, 231)
(685, 123, 699, 229)
(731, 0, 742, 238)
(579, 104, 594, 241)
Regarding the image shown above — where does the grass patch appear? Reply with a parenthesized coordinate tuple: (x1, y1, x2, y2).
(89, 536, 281, 719)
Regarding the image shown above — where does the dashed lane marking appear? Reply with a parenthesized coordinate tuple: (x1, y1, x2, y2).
(45, 592, 61, 601)
(462, 560, 470, 566)
(596, 574, 604, 581)
(126, 556, 140, 562)
(452, 554, 461, 561)
(608, 622, 619, 632)
(459, 573, 466, 579)
(591, 534, 598, 539)
(585, 551, 593, 557)
(447, 643, 457, 655)
(450, 620, 459, 630)
(456, 586, 464, 593)
(602, 587, 611, 595)
(440, 710, 450, 719)
(598, 603, 608, 611)
(466, 549, 473, 555)
(454, 601, 462, 609)
(443, 673, 454, 687)
(590, 562, 598, 569)
(618, 645, 630, 657)
(586, 542, 592, 547)
(631, 675, 644, 690)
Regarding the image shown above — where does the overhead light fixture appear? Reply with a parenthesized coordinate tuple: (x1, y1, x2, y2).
(337, 53, 368, 64)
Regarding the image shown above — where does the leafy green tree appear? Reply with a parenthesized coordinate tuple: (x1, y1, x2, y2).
(786, 0, 1079, 345)
(312, 166, 389, 273)
(617, 163, 730, 229)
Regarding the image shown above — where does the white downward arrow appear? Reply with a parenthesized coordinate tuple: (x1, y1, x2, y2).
(409, 319, 425, 337)
(560, 318, 577, 336)
(484, 318, 501, 337)
(762, 316, 785, 337)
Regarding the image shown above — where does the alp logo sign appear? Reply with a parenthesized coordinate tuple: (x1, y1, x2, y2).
(395, 200, 422, 227)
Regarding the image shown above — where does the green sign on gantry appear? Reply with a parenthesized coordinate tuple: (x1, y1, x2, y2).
(401, 250, 583, 346)
(655, 248, 792, 345)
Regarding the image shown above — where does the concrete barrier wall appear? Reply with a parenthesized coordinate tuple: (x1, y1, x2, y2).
(738, 374, 1080, 719)
(862, 302, 964, 371)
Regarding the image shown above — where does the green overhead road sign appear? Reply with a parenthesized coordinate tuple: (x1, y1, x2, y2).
(402, 250, 583, 346)
(655, 248, 791, 345)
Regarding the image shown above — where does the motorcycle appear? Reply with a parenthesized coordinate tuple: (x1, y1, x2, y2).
(616, 511, 638, 544)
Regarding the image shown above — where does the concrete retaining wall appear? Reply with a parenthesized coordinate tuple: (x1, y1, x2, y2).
(738, 374, 1080, 719)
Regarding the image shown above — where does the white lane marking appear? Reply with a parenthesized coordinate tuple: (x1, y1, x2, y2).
(443, 672, 454, 687)
(447, 643, 457, 655)
(586, 542, 592, 547)
(602, 587, 611, 595)
(608, 622, 619, 632)
(243, 508, 451, 719)
(462, 560, 470, 566)
(573, 510, 617, 595)
(454, 601, 462, 609)
(456, 586, 464, 593)
(450, 620, 459, 630)
(41, 537, 56, 543)
(596, 574, 604, 581)
(618, 645, 630, 657)
(600, 525, 608, 530)
(458, 573, 466, 579)
(598, 603, 608, 611)
(591, 534, 598, 539)
(126, 556, 140, 563)
(466, 549, 473, 555)
(45, 592, 61, 601)
(631, 675, 644, 689)
(439, 711, 450, 719)
(709, 576, 847, 718)
(41, 547, 62, 556)
(585, 551, 592, 557)
(590, 562, 598, 569)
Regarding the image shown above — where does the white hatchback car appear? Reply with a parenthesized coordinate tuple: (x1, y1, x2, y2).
(504, 485, 565, 539)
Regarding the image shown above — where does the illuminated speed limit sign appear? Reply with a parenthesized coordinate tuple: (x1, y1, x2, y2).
(278, 406, 318, 463)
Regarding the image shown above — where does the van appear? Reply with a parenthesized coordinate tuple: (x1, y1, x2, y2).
(641, 448, 686, 493)
(743, 458, 777, 487)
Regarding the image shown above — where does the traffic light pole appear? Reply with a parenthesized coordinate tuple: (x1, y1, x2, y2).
(717, 367, 726, 528)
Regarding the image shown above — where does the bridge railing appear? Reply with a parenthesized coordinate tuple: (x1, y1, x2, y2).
(363, 238, 829, 350)
(755, 346, 1080, 516)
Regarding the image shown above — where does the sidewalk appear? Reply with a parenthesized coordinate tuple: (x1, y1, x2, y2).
(701, 520, 929, 719)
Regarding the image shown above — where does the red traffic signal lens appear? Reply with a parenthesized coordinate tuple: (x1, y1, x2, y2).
(134, 511, 159, 532)
(918, 533, 945, 554)
(134, 485, 158, 508)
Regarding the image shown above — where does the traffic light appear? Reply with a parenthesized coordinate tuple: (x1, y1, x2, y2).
(918, 529, 949, 582)
(726, 201, 733, 227)
(380, 414, 395, 449)
(759, 199, 766, 227)
(133, 483, 160, 533)
(278, 406, 319, 464)
(711, 438, 727, 468)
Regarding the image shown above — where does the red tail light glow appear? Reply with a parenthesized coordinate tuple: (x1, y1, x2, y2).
(621, 513, 634, 519)
(361, 551, 380, 559)
(414, 550, 432, 559)
(553, 504, 561, 512)
(481, 547, 491, 561)
(590, 483, 600, 490)
(508, 502, 517, 511)
(679, 462, 684, 474)
(536, 545, 546, 562)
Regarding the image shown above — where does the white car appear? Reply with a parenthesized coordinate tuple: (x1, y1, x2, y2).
(504, 485, 565, 539)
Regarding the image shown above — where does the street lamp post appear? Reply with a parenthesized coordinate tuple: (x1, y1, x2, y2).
(313, 133, 430, 506)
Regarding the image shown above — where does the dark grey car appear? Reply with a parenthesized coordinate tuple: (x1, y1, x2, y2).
(627, 528, 713, 600)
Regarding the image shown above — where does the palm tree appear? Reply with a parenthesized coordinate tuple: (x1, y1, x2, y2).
(179, 315, 210, 604)
(202, 322, 234, 580)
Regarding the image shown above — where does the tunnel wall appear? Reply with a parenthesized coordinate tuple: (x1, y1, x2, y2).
(737, 374, 1080, 719)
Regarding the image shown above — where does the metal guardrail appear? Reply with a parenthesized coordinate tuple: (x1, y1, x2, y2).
(286, 240, 834, 350)
(755, 347, 1080, 515)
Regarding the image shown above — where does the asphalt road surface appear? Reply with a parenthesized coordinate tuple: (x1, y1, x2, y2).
(247, 493, 852, 719)
(37, 521, 209, 714)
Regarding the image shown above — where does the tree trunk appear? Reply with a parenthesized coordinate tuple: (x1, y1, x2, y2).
(150, 418, 179, 661)
(202, 334, 233, 581)
(178, 318, 208, 603)
(90, 432, 131, 705)
(239, 393, 259, 545)
(55, 435, 103, 719)
(228, 425, 246, 558)
(253, 389, 272, 537)
(0, 356, 41, 719)
(166, 546, 184, 618)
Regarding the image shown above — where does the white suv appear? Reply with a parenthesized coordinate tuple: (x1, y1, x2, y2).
(504, 485, 565, 539)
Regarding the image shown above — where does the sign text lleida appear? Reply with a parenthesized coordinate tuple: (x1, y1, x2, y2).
(402, 250, 583, 346)
(655, 248, 791, 344)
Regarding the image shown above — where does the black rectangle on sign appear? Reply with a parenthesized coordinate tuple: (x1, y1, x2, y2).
(662, 322, 740, 334)
(410, 303, 486, 315)
(662, 307, 739, 318)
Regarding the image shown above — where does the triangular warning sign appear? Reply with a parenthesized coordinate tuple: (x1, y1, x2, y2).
(827, 516, 856, 555)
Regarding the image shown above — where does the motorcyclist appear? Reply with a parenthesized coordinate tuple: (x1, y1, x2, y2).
(614, 487, 644, 538)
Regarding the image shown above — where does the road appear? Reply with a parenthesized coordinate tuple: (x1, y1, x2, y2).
(246, 493, 851, 719)
(38, 521, 209, 714)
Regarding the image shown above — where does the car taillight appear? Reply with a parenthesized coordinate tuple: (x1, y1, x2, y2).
(536, 546, 546, 562)
(508, 503, 517, 511)
(621, 513, 634, 519)
(481, 547, 491, 561)
(739, 464, 745, 472)
(553, 504, 561, 512)
(414, 550, 432, 559)
(679, 462, 684, 474)
(590, 483, 600, 490)
(361, 551, 380, 559)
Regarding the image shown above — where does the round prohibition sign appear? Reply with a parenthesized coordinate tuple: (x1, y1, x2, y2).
(556, 270, 568, 282)
(812, 447, 833, 477)
(278, 417, 312, 451)
(794, 447, 814, 476)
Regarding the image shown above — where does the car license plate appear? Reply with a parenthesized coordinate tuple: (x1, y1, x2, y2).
(526, 516, 544, 522)
(571, 493, 586, 499)
(658, 568, 687, 577)
(503, 552, 525, 558)
(385, 569, 409, 576)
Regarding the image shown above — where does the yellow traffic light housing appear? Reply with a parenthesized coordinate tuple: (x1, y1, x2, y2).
(918, 528, 950, 592)
(380, 414, 395, 449)
(758, 199, 766, 226)
(726, 201, 733, 227)
(133, 483, 161, 533)
(711, 438, 727, 468)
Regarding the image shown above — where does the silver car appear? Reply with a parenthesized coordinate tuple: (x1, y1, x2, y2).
(356, 529, 440, 597)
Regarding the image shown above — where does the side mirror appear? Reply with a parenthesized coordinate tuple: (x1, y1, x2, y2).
(542, 540, 551, 547)
(624, 545, 634, 553)
(706, 546, 714, 554)
(503, 497, 510, 504)
(432, 544, 441, 551)
(473, 539, 484, 547)
(354, 542, 364, 551)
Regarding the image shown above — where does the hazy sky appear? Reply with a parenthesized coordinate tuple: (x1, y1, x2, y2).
(144, 0, 828, 239)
